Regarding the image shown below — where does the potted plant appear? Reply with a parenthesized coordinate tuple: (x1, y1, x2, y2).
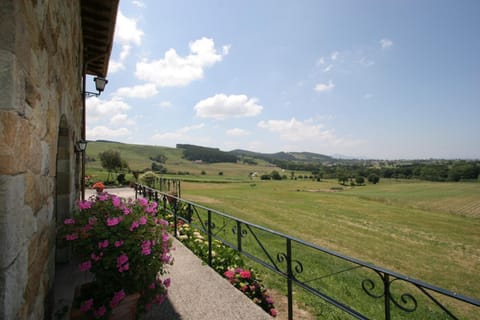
(60, 193, 173, 319)
(92, 181, 105, 193)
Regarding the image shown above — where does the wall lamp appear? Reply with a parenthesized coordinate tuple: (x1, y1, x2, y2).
(75, 139, 88, 153)
(84, 77, 108, 97)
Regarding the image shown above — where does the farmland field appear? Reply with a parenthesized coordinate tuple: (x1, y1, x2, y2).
(180, 179, 480, 318)
(85, 142, 479, 318)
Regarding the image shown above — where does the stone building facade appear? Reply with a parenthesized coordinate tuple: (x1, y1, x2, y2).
(0, 1, 117, 318)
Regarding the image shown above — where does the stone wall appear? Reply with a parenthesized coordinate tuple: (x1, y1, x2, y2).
(0, 0, 84, 318)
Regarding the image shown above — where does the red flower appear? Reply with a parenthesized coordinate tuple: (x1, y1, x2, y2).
(239, 270, 251, 279)
(92, 181, 104, 192)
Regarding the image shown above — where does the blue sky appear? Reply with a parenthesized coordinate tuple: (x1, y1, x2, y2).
(85, 0, 480, 159)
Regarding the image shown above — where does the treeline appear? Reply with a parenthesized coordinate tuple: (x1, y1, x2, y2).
(177, 144, 238, 163)
(277, 160, 480, 182)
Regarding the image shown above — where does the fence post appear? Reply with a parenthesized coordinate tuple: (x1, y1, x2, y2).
(384, 273, 391, 320)
(286, 238, 294, 320)
(162, 194, 167, 220)
(236, 220, 242, 252)
(173, 198, 178, 239)
(207, 210, 212, 267)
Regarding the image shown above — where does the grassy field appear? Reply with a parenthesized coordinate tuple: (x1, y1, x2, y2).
(179, 179, 479, 318)
(86, 142, 479, 317)
(85, 141, 283, 182)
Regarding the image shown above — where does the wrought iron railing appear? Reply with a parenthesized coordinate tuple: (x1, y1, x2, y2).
(134, 184, 480, 320)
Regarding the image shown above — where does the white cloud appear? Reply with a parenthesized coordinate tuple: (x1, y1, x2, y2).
(115, 11, 143, 46)
(132, 0, 145, 8)
(222, 45, 231, 55)
(226, 128, 249, 136)
(179, 123, 205, 133)
(314, 80, 335, 93)
(194, 94, 263, 120)
(114, 83, 158, 98)
(159, 101, 172, 108)
(110, 113, 136, 126)
(86, 97, 131, 122)
(316, 56, 325, 66)
(108, 59, 125, 73)
(135, 37, 229, 87)
(323, 64, 333, 72)
(109, 12, 144, 73)
(151, 124, 205, 142)
(258, 118, 341, 144)
(87, 126, 130, 140)
(380, 38, 393, 49)
(331, 51, 339, 61)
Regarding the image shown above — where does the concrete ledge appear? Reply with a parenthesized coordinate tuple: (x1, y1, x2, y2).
(143, 238, 272, 320)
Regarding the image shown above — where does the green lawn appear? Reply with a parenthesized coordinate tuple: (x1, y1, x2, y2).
(180, 179, 479, 319)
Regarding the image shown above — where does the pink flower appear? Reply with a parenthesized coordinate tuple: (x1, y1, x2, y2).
(270, 308, 278, 317)
(130, 221, 139, 231)
(98, 239, 109, 249)
(97, 194, 108, 201)
(159, 219, 169, 226)
(149, 282, 155, 289)
(154, 294, 166, 304)
(122, 207, 131, 215)
(224, 270, 235, 279)
(114, 240, 124, 248)
(112, 196, 121, 207)
(93, 305, 106, 318)
(88, 217, 97, 225)
(64, 218, 75, 225)
(161, 253, 171, 263)
(138, 198, 148, 207)
(110, 289, 126, 308)
(78, 200, 92, 210)
(80, 298, 94, 312)
(66, 233, 78, 241)
(79, 260, 92, 271)
(139, 216, 147, 225)
(82, 224, 93, 232)
(141, 240, 152, 255)
(107, 217, 120, 226)
(91, 252, 103, 262)
(117, 254, 129, 272)
(163, 278, 171, 288)
(240, 270, 251, 279)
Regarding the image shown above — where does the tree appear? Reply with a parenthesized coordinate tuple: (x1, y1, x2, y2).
(355, 176, 365, 185)
(368, 174, 380, 184)
(98, 150, 128, 182)
(337, 173, 348, 186)
(271, 170, 282, 180)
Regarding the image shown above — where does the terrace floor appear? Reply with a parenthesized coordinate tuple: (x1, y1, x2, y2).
(53, 188, 272, 320)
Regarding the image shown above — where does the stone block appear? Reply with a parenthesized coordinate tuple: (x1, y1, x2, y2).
(0, 50, 16, 111)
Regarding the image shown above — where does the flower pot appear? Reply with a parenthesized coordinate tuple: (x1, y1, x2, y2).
(70, 283, 141, 320)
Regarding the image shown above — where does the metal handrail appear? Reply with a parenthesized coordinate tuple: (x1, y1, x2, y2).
(135, 183, 480, 320)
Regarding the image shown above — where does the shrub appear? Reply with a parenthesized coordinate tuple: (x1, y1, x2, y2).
(59, 194, 173, 318)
